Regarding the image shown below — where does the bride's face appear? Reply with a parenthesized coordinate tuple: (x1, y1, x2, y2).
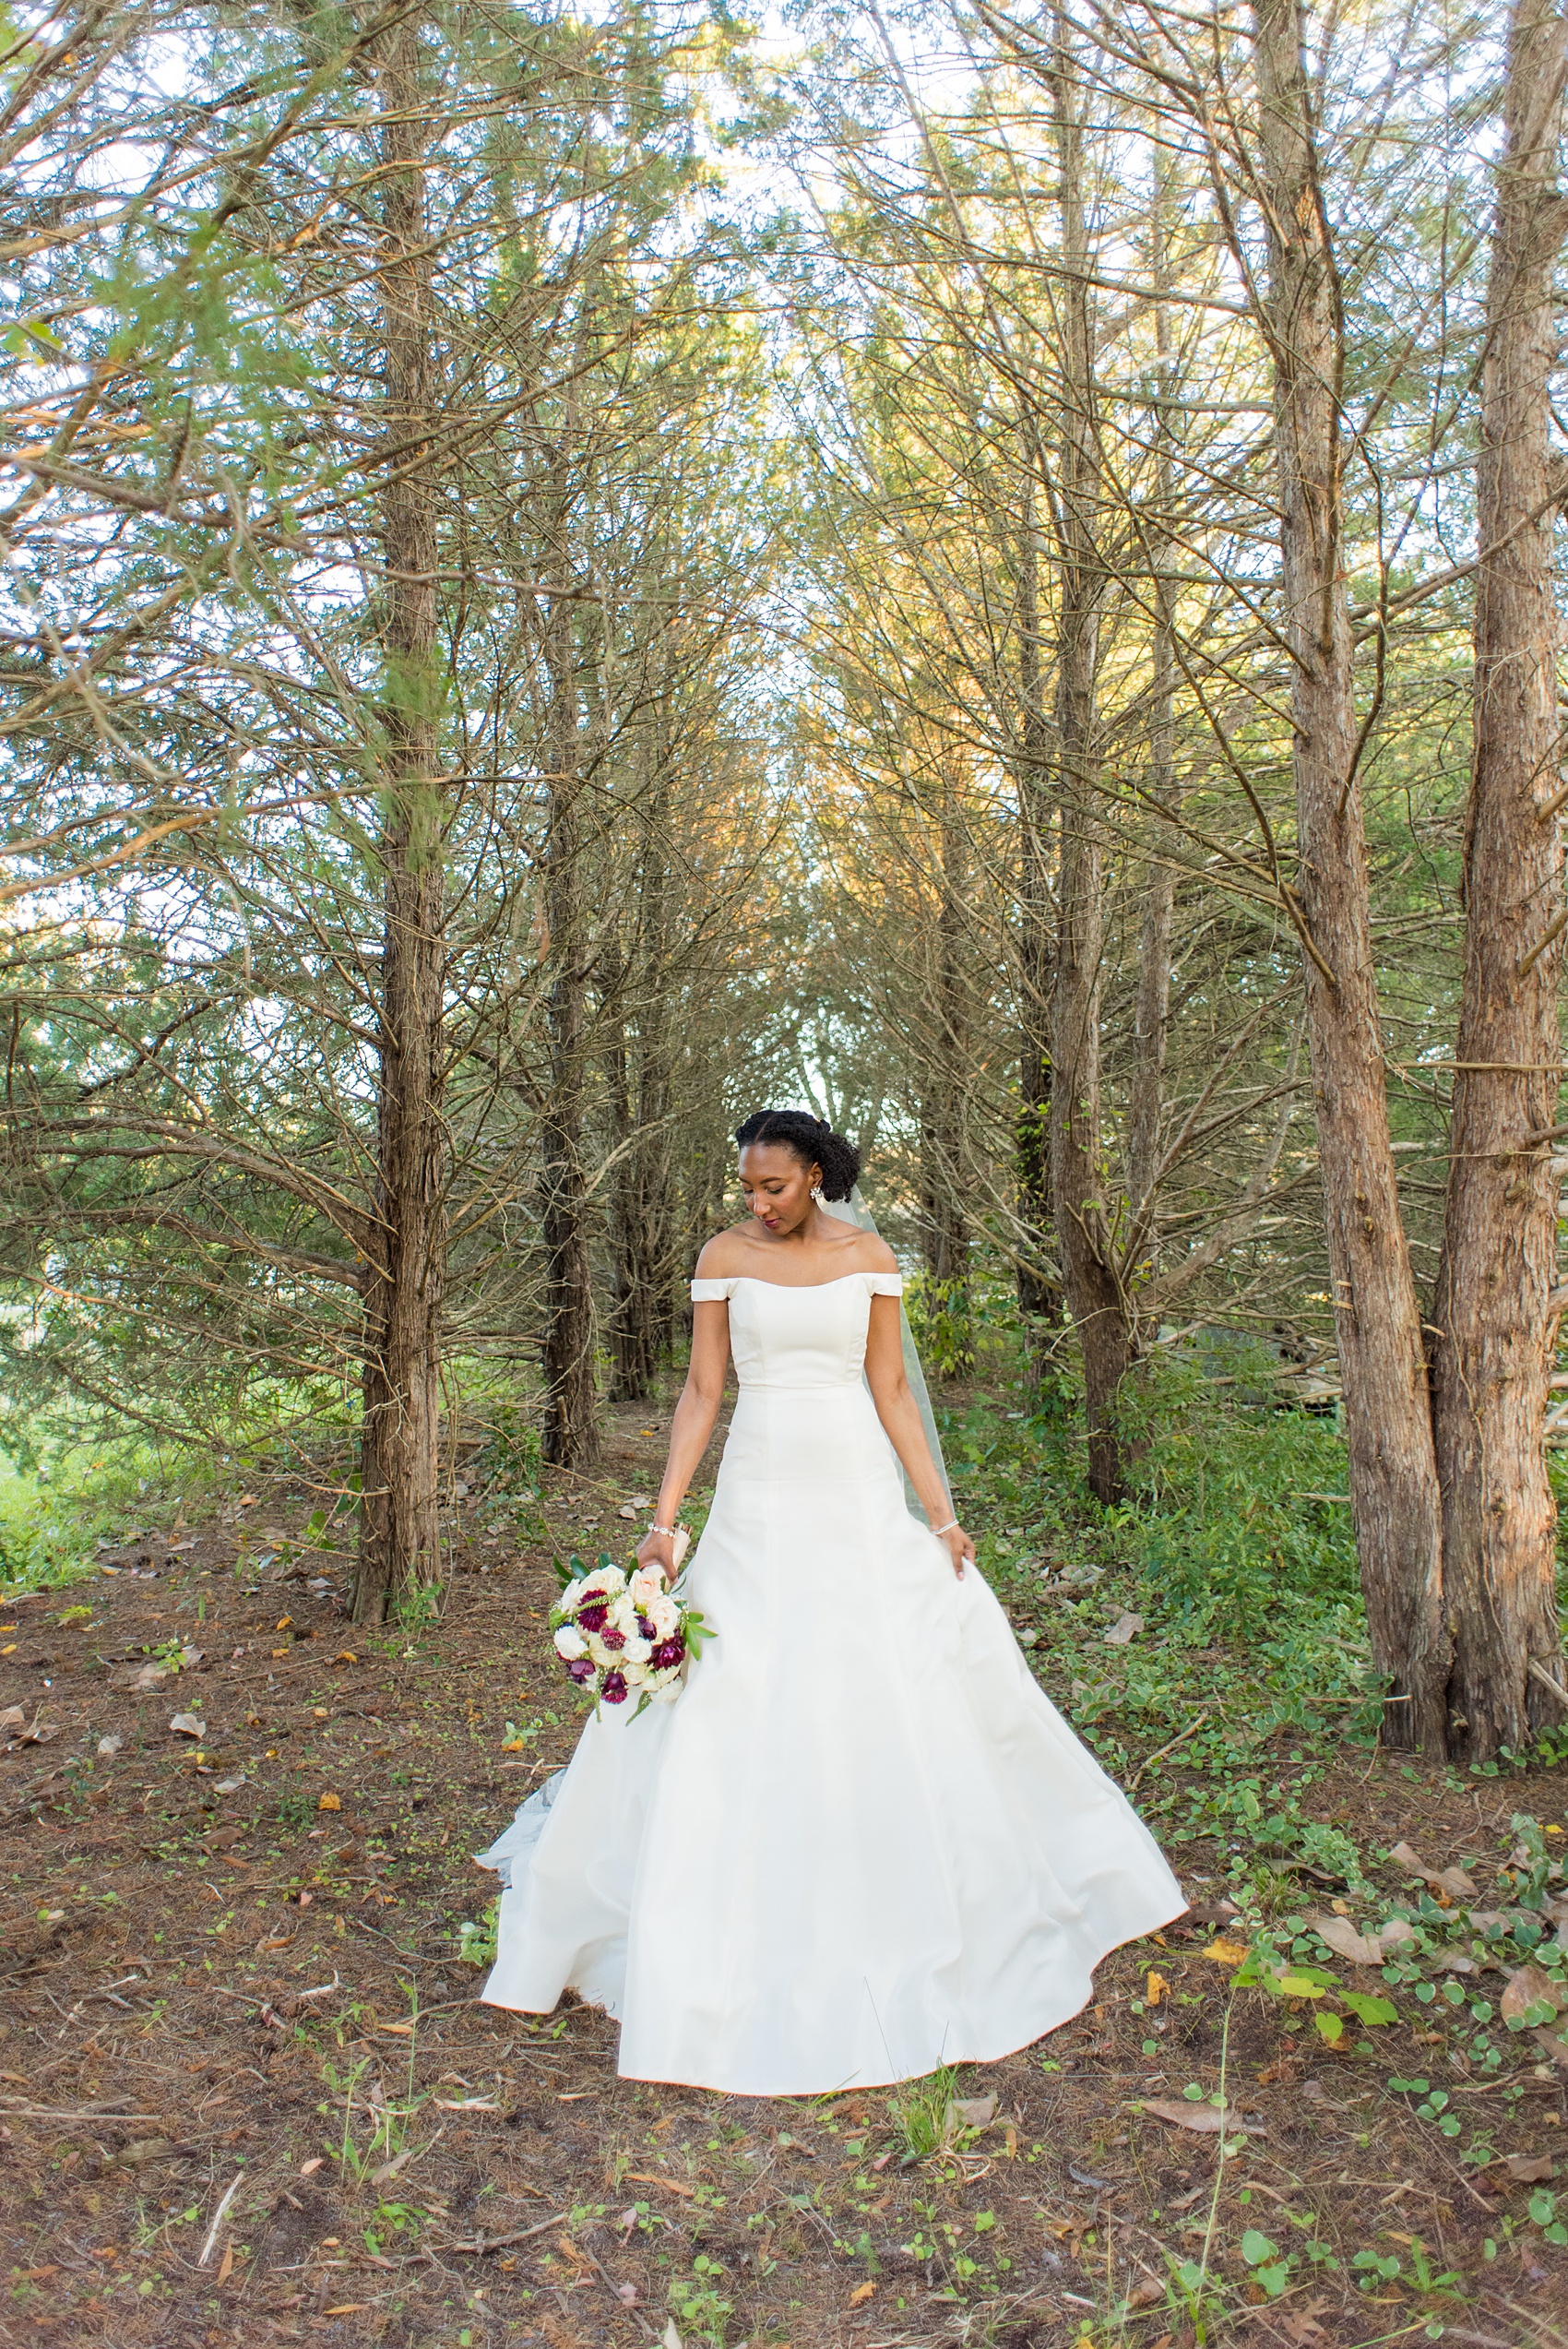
(738, 1143, 819, 1236)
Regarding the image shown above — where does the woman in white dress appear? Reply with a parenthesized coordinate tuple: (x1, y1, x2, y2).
(478, 1111, 1185, 2095)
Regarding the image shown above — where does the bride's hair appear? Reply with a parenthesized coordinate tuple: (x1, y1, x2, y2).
(734, 1110, 861, 1201)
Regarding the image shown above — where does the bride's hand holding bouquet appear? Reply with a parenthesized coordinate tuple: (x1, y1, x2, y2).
(634, 1520, 688, 1585)
(551, 1527, 707, 1717)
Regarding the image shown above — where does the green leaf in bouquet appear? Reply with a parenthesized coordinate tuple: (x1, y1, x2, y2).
(683, 1606, 714, 1659)
(554, 1551, 583, 1591)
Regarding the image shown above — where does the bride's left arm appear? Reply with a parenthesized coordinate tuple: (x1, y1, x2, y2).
(863, 1297, 974, 1578)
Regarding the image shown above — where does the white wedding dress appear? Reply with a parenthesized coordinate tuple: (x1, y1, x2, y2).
(477, 1270, 1184, 2095)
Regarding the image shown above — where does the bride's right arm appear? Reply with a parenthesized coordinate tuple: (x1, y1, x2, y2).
(636, 1299, 731, 1582)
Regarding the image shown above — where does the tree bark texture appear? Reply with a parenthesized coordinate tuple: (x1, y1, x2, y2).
(1014, 466, 1064, 1361)
(1254, 0, 1444, 1747)
(1430, 0, 1568, 1759)
(539, 450, 600, 1470)
(355, 10, 445, 1623)
(920, 778, 972, 1295)
(1126, 156, 1180, 1248)
(1046, 28, 1131, 1503)
(607, 719, 677, 1402)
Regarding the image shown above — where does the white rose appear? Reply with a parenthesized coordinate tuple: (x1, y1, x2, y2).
(649, 1675, 682, 1703)
(586, 1634, 612, 1668)
(609, 1594, 640, 1635)
(647, 1595, 679, 1639)
(623, 1660, 647, 1687)
(558, 1578, 586, 1613)
(629, 1568, 663, 1611)
(553, 1627, 588, 1661)
(623, 1635, 652, 1663)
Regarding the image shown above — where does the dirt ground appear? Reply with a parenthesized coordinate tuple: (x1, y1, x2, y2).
(3, 1400, 1567, 2349)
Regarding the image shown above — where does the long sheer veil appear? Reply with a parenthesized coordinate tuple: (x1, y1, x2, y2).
(821, 1186, 950, 1527)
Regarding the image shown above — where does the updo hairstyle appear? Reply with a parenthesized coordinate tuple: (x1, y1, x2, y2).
(734, 1110, 861, 1202)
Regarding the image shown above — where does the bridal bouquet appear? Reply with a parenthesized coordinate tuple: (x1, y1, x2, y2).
(550, 1549, 709, 1716)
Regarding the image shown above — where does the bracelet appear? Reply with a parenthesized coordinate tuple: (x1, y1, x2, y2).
(932, 1518, 959, 1537)
(649, 1523, 679, 1537)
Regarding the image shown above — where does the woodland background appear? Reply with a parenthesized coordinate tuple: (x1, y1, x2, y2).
(2, 0, 1568, 1762)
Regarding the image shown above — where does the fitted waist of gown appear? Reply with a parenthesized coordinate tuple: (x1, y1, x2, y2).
(721, 1380, 900, 1491)
(735, 1376, 865, 1394)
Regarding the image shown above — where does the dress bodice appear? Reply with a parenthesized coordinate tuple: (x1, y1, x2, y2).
(689, 1270, 903, 1391)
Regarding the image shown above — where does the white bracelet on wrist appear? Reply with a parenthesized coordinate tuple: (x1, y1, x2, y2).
(650, 1523, 678, 1537)
(932, 1518, 959, 1537)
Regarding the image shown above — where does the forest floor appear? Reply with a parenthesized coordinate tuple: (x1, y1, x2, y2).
(3, 1389, 1568, 2349)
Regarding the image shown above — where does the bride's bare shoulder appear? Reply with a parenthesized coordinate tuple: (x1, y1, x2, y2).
(815, 1221, 898, 1273)
(695, 1225, 757, 1278)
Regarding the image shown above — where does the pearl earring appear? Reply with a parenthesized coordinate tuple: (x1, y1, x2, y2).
(811, 1184, 824, 1204)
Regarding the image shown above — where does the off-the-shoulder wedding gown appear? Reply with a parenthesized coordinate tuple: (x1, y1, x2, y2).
(477, 1270, 1184, 2094)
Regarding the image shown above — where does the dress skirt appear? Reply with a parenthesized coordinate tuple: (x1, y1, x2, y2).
(478, 1294, 1185, 2095)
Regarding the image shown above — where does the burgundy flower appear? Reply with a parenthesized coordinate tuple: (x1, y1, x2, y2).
(601, 1670, 628, 1704)
(577, 1601, 608, 1632)
(600, 1626, 625, 1651)
(636, 1614, 656, 1640)
(567, 1658, 595, 1684)
(652, 1637, 685, 1669)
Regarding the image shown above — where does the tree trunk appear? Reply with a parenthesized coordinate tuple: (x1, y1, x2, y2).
(539, 445, 599, 1470)
(1127, 150, 1180, 1245)
(603, 961, 647, 1404)
(606, 649, 679, 1402)
(1046, 22, 1130, 1504)
(1254, 0, 1444, 1748)
(920, 778, 971, 1296)
(1429, 0, 1568, 1760)
(355, 9, 445, 1624)
(1014, 465, 1063, 1367)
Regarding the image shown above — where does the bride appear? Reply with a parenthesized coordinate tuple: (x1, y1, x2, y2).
(477, 1109, 1185, 2094)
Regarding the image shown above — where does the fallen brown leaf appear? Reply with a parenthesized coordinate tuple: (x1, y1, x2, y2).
(1274, 2307, 1331, 2345)
(119, 1663, 172, 1692)
(1104, 1611, 1146, 1645)
(1138, 2098, 1264, 2136)
(1502, 1963, 1564, 2025)
(167, 1711, 206, 1738)
(1388, 1841, 1477, 1902)
(950, 2093, 997, 2129)
(114, 2139, 190, 2166)
(1203, 1938, 1249, 1965)
(848, 2281, 876, 2305)
(7, 1712, 60, 1747)
(1307, 1911, 1383, 1966)
(1503, 2152, 1557, 2182)
(624, 2171, 695, 2197)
